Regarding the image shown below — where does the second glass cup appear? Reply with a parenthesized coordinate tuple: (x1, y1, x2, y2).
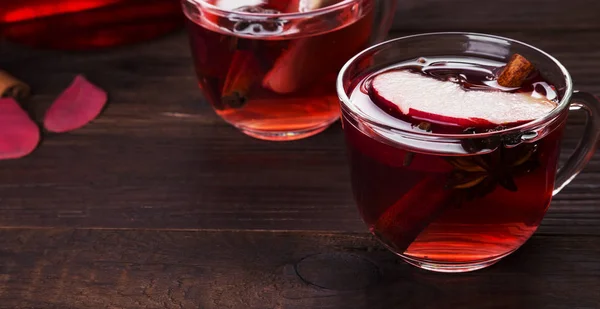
(182, 0, 396, 141)
(337, 32, 600, 272)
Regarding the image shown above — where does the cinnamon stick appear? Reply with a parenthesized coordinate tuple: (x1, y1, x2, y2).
(497, 54, 535, 88)
(374, 176, 454, 252)
(0, 70, 31, 100)
(221, 51, 262, 109)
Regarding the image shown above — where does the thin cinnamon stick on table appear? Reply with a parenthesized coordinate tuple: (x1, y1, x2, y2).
(0, 70, 31, 100)
(497, 54, 535, 88)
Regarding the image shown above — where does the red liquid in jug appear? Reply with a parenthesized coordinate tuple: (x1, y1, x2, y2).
(0, 0, 183, 49)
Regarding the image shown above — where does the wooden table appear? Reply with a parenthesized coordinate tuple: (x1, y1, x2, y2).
(1, 1, 599, 308)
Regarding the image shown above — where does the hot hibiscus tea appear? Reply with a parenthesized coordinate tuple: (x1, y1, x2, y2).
(183, 0, 375, 140)
(343, 53, 563, 269)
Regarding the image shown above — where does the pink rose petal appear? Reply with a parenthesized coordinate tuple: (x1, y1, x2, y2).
(0, 98, 40, 159)
(43, 75, 108, 133)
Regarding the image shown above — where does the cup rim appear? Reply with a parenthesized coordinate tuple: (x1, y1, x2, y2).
(186, 0, 358, 19)
(336, 32, 574, 139)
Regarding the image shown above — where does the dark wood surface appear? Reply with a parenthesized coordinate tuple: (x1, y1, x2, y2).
(0, 230, 599, 309)
(1, 1, 600, 308)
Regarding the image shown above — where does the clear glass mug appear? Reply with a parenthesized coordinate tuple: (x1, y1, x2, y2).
(181, 0, 397, 141)
(336, 32, 600, 272)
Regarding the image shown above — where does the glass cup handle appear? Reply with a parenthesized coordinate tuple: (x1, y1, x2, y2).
(372, 0, 398, 43)
(553, 91, 600, 195)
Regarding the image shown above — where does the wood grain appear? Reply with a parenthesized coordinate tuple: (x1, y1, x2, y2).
(392, 0, 600, 32)
(0, 31, 599, 234)
(0, 229, 598, 309)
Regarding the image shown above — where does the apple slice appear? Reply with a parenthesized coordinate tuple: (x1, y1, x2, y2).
(297, 0, 340, 12)
(369, 70, 557, 128)
(263, 1, 373, 94)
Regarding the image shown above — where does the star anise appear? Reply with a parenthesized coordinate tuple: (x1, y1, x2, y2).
(401, 122, 540, 200)
(445, 142, 539, 200)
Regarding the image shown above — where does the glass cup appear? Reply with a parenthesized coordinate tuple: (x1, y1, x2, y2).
(181, 0, 397, 141)
(336, 32, 600, 273)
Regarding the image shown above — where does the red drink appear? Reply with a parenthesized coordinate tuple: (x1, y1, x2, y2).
(183, 0, 376, 141)
(0, 0, 183, 49)
(343, 56, 563, 270)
